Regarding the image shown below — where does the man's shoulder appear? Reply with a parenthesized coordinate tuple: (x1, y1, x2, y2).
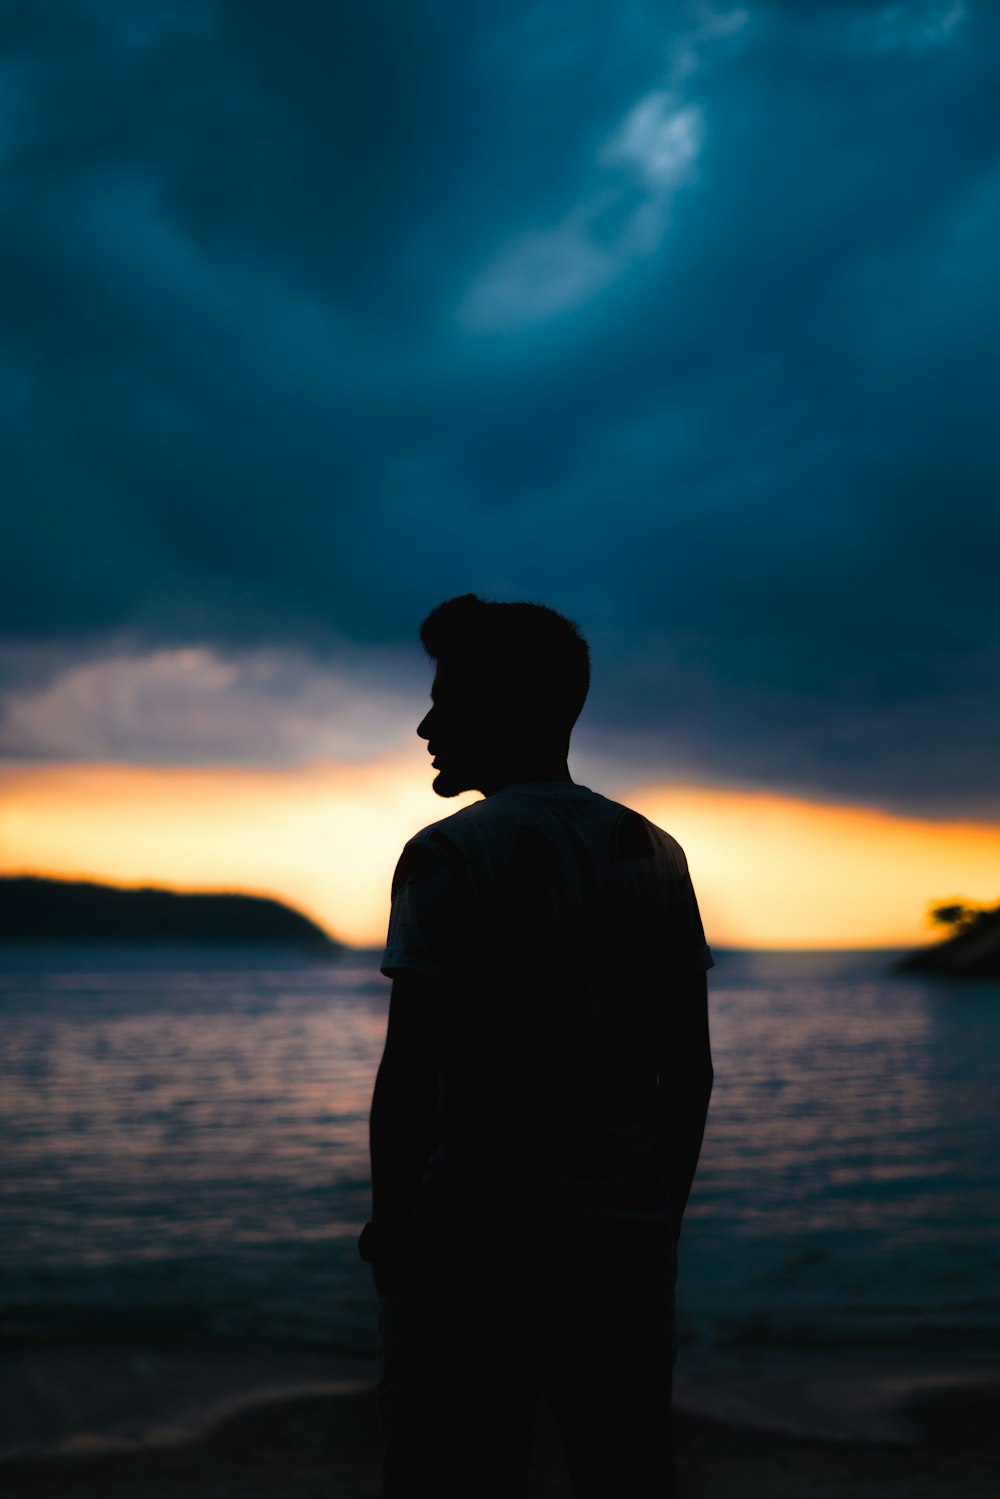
(405, 797, 493, 854)
(391, 800, 491, 893)
(399, 787, 690, 871)
(635, 811, 690, 869)
(576, 789, 690, 871)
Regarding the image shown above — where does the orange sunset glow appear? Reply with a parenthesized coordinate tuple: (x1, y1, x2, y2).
(2, 749, 998, 950)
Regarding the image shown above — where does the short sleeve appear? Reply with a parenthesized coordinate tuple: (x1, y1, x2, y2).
(648, 824, 714, 973)
(381, 831, 470, 989)
(677, 867, 715, 972)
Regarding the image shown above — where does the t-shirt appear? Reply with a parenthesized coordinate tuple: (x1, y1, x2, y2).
(381, 781, 713, 1225)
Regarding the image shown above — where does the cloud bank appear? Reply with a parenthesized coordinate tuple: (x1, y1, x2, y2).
(2, 0, 998, 816)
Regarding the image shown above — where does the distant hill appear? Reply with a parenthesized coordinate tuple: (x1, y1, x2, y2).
(896, 903, 1000, 978)
(0, 876, 340, 950)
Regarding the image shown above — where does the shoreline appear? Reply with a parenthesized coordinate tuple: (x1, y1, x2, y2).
(1, 1345, 997, 1498)
(1, 1379, 998, 1499)
(4, 1340, 999, 1459)
(673, 1344, 1000, 1445)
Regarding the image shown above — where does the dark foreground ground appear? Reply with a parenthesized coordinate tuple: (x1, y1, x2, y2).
(1, 1377, 998, 1499)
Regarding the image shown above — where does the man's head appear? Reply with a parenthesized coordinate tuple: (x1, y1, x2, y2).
(416, 594, 591, 797)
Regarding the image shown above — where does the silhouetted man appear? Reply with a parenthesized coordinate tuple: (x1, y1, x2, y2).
(360, 595, 713, 1498)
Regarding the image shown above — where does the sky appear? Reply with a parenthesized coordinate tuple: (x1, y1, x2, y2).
(2, 0, 999, 947)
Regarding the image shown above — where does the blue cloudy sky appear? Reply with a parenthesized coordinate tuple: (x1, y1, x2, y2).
(2, 0, 998, 817)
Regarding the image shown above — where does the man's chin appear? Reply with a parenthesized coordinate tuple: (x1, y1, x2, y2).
(431, 767, 472, 798)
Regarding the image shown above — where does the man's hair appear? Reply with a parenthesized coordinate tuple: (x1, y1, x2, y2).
(419, 594, 590, 737)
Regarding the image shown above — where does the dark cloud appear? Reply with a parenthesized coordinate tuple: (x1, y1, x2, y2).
(1, 0, 998, 814)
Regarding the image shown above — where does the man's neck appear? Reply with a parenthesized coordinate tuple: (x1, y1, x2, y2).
(479, 760, 573, 796)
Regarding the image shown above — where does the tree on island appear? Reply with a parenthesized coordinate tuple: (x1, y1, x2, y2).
(928, 900, 986, 933)
(897, 894, 1000, 976)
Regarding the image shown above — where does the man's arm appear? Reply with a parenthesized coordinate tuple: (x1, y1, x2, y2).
(657, 966, 713, 1245)
(364, 971, 445, 1286)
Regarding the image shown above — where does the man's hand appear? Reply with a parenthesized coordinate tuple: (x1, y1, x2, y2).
(657, 965, 713, 1244)
(367, 972, 447, 1264)
(358, 1218, 422, 1296)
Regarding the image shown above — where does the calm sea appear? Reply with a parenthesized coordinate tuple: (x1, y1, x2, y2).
(2, 946, 999, 1366)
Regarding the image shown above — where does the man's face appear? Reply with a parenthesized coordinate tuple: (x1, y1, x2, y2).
(417, 669, 501, 798)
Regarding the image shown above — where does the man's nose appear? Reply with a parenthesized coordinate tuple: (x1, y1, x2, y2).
(417, 710, 432, 740)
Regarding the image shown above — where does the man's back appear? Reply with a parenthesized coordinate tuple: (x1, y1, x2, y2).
(366, 596, 713, 1498)
(381, 780, 713, 1228)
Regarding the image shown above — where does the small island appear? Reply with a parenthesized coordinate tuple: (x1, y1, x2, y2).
(896, 899, 1000, 978)
(0, 876, 341, 951)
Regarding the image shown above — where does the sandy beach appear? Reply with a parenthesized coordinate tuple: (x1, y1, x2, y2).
(1, 1345, 997, 1499)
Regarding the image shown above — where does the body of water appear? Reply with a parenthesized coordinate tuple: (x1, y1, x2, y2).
(1, 945, 998, 1445)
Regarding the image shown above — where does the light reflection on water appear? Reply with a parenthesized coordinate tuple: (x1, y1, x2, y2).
(1, 951, 383, 1262)
(1, 945, 998, 1352)
(679, 950, 1000, 1347)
